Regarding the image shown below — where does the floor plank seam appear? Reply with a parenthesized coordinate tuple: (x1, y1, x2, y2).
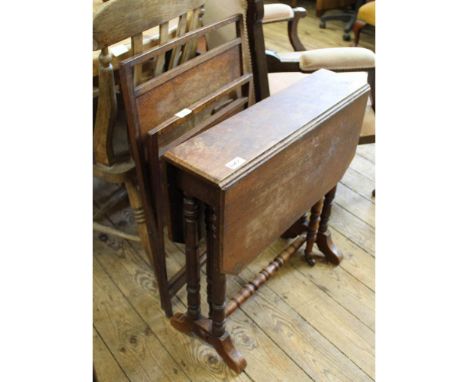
(329, 223, 375, 258)
(235, 265, 375, 381)
(94, 324, 132, 382)
(289, 260, 375, 333)
(94, 253, 192, 381)
(172, 233, 376, 367)
(333, 200, 375, 231)
(338, 180, 375, 205)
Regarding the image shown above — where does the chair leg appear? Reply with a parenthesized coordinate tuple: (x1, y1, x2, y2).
(125, 178, 173, 317)
(125, 180, 151, 257)
(353, 19, 367, 47)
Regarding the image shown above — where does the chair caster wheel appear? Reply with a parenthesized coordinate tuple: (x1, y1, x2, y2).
(343, 33, 351, 41)
(305, 253, 316, 267)
(319, 20, 326, 29)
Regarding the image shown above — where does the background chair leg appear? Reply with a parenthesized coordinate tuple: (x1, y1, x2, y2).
(125, 179, 173, 317)
(353, 19, 367, 46)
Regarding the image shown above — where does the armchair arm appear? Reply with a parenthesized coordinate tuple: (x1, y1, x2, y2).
(300, 47, 375, 71)
(263, 4, 307, 51)
(267, 47, 374, 72)
(263, 3, 294, 23)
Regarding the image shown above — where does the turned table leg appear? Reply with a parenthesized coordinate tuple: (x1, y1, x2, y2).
(205, 205, 215, 319)
(170, 195, 201, 333)
(316, 186, 343, 265)
(304, 198, 324, 266)
(205, 206, 246, 373)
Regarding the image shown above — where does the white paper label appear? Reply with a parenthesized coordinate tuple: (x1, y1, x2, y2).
(225, 157, 246, 170)
(175, 108, 192, 118)
(110, 44, 129, 57)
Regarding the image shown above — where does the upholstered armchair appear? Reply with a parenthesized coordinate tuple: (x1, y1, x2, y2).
(204, 0, 375, 144)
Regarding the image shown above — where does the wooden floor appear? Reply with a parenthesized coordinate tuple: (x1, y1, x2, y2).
(93, 2, 375, 381)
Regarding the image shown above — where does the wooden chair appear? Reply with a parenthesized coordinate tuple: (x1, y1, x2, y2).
(93, 0, 205, 317)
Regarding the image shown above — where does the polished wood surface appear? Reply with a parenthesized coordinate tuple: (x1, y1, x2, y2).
(165, 69, 369, 274)
(164, 69, 369, 371)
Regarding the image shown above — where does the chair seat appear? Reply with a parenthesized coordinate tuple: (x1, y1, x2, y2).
(263, 4, 294, 23)
(357, 1, 375, 26)
(268, 72, 375, 142)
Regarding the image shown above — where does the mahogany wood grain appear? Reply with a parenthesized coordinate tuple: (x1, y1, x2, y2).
(304, 198, 324, 266)
(165, 69, 368, 372)
(165, 69, 369, 274)
(316, 185, 344, 264)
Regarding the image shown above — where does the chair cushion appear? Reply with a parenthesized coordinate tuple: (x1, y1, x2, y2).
(268, 72, 374, 140)
(263, 4, 294, 23)
(300, 47, 375, 71)
(358, 1, 375, 26)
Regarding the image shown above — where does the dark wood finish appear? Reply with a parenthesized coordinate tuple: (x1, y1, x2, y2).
(119, 14, 254, 317)
(183, 196, 202, 320)
(316, 186, 343, 265)
(165, 70, 369, 274)
(353, 19, 366, 46)
(165, 69, 369, 371)
(171, 201, 247, 373)
(304, 198, 324, 266)
(246, 0, 270, 101)
(287, 7, 307, 51)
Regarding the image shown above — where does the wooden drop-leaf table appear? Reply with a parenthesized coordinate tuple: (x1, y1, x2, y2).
(163, 69, 369, 373)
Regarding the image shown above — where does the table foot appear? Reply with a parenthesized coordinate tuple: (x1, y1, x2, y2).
(316, 231, 343, 265)
(170, 313, 247, 373)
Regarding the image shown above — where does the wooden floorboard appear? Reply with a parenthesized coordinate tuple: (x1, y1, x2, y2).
(93, 2, 375, 380)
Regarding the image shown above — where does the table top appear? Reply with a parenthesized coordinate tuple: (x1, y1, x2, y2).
(165, 69, 370, 274)
(164, 69, 369, 189)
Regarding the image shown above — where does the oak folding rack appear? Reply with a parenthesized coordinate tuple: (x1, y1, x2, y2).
(120, 14, 254, 318)
(120, 14, 369, 373)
